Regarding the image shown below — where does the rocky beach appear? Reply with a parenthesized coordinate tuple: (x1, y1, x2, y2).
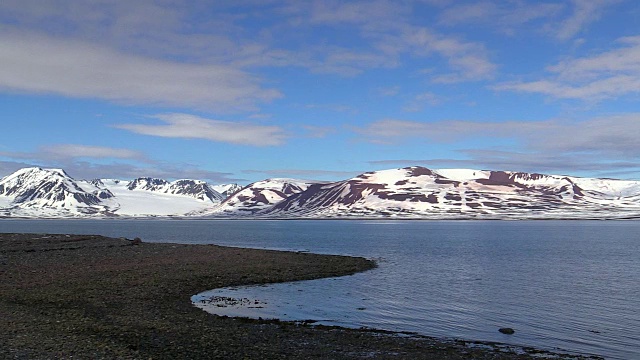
(0, 233, 599, 359)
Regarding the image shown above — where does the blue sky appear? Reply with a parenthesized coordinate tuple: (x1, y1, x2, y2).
(1, 0, 639, 184)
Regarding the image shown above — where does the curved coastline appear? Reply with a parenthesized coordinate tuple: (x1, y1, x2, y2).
(0, 233, 599, 359)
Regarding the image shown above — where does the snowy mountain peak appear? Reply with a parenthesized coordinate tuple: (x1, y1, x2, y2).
(260, 166, 640, 219)
(211, 183, 243, 198)
(0, 167, 112, 213)
(0, 168, 229, 217)
(203, 178, 317, 215)
(169, 179, 224, 202)
(125, 177, 223, 202)
(1, 167, 68, 187)
(127, 177, 169, 191)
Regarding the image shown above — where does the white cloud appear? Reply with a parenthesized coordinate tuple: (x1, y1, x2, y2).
(307, 0, 409, 26)
(359, 114, 640, 177)
(0, 145, 146, 162)
(0, 160, 36, 178)
(115, 113, 288, 146)
(436, 0, 619, 42)
(390, 27, 497, 82)
(494, 36, 640, 100)
(538, 114, 640, 156)
(41, 145, 144, 160)
(550, 36, 640, 80)
(377, 86, 401, 97)
(356, 118, 551, 142)
(243, 168, 361, 180)
(276, 1, 497, 82)
(402, 92, 443, 112)
(304, 103, 357, 113)
(369, 153, 640, 178)
(555, 0, 617, 41)
(438, 1, 563, 33)
(0, 32, 280, 111)
(301, 125, 336, 138)
(0, 154, 242, 184)
(0, 0, 496, 96)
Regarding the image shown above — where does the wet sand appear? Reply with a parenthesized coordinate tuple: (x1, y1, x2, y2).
(0, 233, 598, 359)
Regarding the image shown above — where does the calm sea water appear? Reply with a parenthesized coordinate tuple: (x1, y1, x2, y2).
(1, 219, 638, 359)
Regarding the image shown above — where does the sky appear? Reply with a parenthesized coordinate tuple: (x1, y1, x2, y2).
(1, 0, 639, 185)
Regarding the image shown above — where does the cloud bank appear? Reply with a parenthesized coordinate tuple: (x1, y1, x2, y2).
(0, 32, 280, 111)
(115, 114, 288, 146)
(494, 35, 640, 100)
(361, 114, 640, 177)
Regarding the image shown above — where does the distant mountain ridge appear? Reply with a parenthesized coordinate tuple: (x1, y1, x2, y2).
(1, 166, 639, 219)
(0, 168, 112, 214)
(202, 167, 640, 219)
(203, 178, 317, 216)
(126, 177, 224, 202)
(0, 167, 239, 217)
(211, 183, 243, 198)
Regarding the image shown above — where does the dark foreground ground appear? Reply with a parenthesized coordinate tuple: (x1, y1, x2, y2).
(0, 233, 600, 360)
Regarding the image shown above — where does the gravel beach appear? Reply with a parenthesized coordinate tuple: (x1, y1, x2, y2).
(0, 233, 599, 359)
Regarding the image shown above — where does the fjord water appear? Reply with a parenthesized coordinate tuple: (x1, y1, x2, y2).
(1, 220, 638, 359)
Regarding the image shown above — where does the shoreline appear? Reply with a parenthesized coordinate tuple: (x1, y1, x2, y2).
(1, 233, 600, 359)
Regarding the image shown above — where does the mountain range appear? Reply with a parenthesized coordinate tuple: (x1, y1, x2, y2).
(0, 167, 240, 218)
(1, 166, 639, 219)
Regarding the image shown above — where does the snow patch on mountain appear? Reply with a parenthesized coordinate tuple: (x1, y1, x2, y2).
(0, 167, 113, 216)
(0, 168, 231, 218)
(2, 166, 639, 219)
(211, 183, 243, 198)
(265, 166, 640, 219)
(126, 177, 224, 202)
(99, 180, 216, 217)
(203, 178, 317, 216)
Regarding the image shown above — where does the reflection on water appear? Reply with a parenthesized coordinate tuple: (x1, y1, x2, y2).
(2, 219, 639, 359)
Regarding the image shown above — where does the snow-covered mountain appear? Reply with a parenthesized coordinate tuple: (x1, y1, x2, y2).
(2, 166, 639, 219)
(261, 167, 640, 219)
(0, 167, 232, 218)
(211, 183, 243, 198)
(0, 168, 113, 216)
(201, 178, 317, 216)
(126, 177, 224, 202)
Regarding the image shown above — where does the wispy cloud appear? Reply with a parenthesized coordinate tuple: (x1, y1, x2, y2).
(115, 113, 288, 146)
(380, 26, 497, 83)
(494, 36, 640, 100)
(301, 126, 336, 138)
(275, 1, 497, 82)
(362, 113, 640, 178)
(41, 145, 145, 161)
(243, 168, 361, 180)
(307, 0, 410, 26)
(0, 153, 242, 184)
(0, 160, 37, 179)
(369, 154, 640, 178)
(61, 161, 242, 184)
(377, 86, 401, 97)
(554, 0, 618, 41)
(438, 1, 563, 35)
(0, 145, 146, 162)
(402, 92, 443, 112)
(358, 115, 640, 155)
(304, 103, 358, 114)
(355, 118, 551, 143)
(0, 32, 280, 111)
(0, 0, 497, 105)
